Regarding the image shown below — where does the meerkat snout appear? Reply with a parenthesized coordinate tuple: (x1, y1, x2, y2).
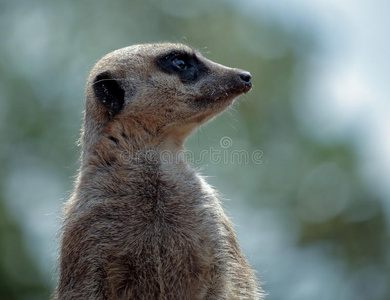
(238, 71, 252, 86)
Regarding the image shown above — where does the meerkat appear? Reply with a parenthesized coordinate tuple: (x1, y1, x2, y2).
(53, 43, 263, 300)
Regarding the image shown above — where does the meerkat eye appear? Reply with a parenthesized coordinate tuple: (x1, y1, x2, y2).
(172, 57, 190, 70)
(156, 50, 208, 83)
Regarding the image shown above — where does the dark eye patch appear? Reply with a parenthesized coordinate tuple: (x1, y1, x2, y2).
(155, 50, 209, 83)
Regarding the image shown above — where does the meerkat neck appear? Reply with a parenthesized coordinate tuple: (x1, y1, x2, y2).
(80, 118, 191, 170)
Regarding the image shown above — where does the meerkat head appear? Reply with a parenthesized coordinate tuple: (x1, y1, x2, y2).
(84, 43, 252, 149)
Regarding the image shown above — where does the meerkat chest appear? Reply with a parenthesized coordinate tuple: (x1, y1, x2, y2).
(83, 161, 220, 237)
(127, 162, 217, 227)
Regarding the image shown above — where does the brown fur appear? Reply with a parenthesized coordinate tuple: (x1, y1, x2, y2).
(53, 43, 263, 299)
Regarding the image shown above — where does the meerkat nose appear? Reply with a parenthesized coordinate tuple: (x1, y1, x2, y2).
(238, 72, 252, 85)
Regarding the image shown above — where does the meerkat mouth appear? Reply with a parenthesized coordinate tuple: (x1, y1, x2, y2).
(200, 74, 253, 106)
(218, 71, 253, 100)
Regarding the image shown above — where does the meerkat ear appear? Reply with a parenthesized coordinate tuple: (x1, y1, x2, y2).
(93, 71, 125, 113)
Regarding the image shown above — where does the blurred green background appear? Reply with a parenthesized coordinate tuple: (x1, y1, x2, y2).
(1, 0, 389, 299)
